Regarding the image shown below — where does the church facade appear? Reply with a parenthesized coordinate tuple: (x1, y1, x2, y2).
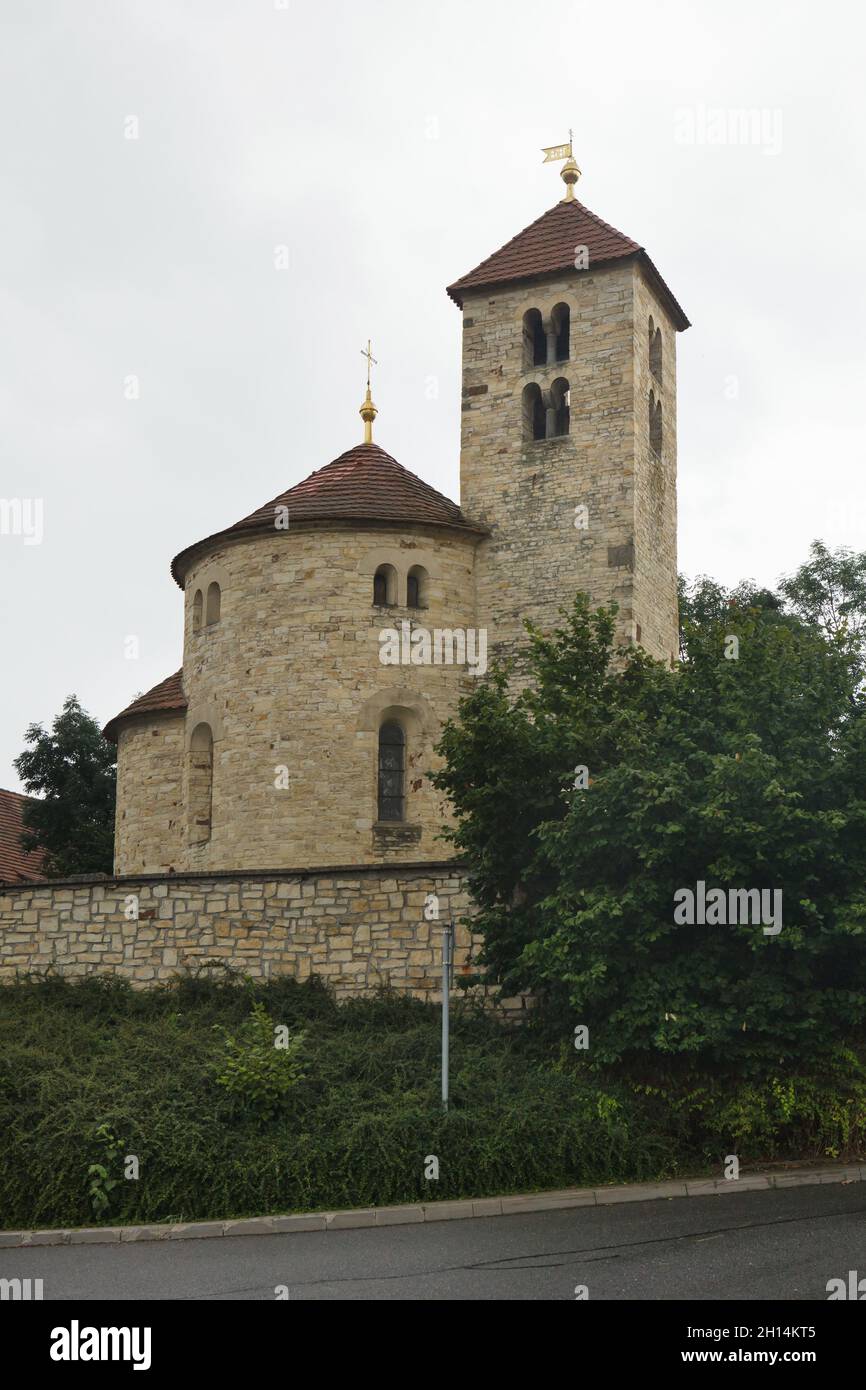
(105, 168, 688, 881)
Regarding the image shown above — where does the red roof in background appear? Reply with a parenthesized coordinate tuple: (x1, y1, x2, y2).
(103, 670, 187, 743)
(170, 442, 486, 587)
(446, 198, 690, 330)
(0, 789, 48, 884)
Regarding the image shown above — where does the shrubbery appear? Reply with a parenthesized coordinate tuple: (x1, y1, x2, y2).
(1, 972, 864, 1230)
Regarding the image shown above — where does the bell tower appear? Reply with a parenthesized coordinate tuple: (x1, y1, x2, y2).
(447, 151, 689, 669)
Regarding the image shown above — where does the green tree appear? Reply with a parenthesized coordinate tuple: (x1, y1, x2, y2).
(432, 590, 866, 1073)
(779, 540, 866, 669)
(14, 695, 116, 877)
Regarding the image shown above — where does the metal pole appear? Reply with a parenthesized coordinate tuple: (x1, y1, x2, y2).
(441, 922, 453, 1110)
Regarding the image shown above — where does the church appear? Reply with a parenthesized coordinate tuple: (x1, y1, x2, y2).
(104, 154, 689, 883)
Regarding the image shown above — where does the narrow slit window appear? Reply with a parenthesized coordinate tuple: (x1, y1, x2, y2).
(188, 723, 213, 845)
(377, 720, 405, 822)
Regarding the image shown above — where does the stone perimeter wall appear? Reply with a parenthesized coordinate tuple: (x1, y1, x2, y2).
(0, 864, 487, 1003)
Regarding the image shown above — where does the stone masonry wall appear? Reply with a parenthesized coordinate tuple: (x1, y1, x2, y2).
(114, 521, 483, 876)
(632, 267, 679, 667)
(0, 864, 482, 1002)
(458, 259, 678, 669)
(114, 716, 185, 875)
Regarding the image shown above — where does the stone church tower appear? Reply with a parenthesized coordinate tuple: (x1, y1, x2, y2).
(104, 163, 688, 879)
(449, 157, 689, 667)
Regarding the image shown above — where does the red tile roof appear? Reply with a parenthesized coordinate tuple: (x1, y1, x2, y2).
(447, 198, 690, 330)
(171, 443, 486, 587)
(103, 670, 187, 743)
(0, 788, 48, 883)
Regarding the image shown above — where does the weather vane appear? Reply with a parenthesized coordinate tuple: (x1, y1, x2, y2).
(359, 339, 378, 444)
(541, 131, 581, 201)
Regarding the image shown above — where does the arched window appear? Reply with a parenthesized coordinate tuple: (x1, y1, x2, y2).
(407, 565, 428, 608)
(649, 390, 662, 455)
(549, 378, 570, 437)
(522, 308, 546, 369)
(373, 564, 397, 606)
(192, 589, 203, 631)
(188, 723, 213, 845)
(377, 720, 405, 822)
(522, 382, 546, 442)
(649, 317, 662, 381)
(551, 302, 570, 362)
(205, 582, 221, 625)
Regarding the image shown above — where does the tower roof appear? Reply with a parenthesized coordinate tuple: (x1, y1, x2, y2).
(446, 197, 689, 330)
(170, 442, 486, 587)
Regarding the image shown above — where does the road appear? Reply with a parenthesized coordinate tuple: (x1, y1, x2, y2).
(4, 1183, 865, 1300)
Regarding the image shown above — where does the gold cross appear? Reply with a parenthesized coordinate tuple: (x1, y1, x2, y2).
(361, 338, 378, 389)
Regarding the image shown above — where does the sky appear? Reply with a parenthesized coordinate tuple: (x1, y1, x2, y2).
(1, 0, 865, 791)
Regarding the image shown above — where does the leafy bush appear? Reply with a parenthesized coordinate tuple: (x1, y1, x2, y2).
(214, 1000, 306, 1118)
(432, 591, 866, 1071)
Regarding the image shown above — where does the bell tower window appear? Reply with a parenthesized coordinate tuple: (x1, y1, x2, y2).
(551, 302, 570, 362)
(649, 390, 662, 455)
(522, 382, 546, 442)
(522, 309, 546, 369)
(649, 317, 662, 382)
(549, 378, 570, 437)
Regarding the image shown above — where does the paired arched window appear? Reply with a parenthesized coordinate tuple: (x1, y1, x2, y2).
(193, 582, 221, 630)
(373, 564, 397, 606)
(523, 305, 570, 368)
(551, 302, 570, 362)
(377, 720, 405, 822)
(373, 563, 428, 607)
(649, 317, 662, 382)
(188, 723, 213, 845)
(522, 308, 546, 369)
(649, 390, 662, 455)
(407, 566, 427, 608)
(522, 382, 546, 441)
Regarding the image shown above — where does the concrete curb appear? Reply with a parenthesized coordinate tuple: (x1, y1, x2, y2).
(2, 1164, 863, 1249)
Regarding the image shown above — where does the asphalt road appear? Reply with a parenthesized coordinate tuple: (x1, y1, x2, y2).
(4, 1183, 866, 1301)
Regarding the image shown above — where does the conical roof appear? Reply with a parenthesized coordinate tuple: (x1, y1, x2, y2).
(170, 442, 486, 587)
(103, 670, 186, 742)
(447, 197, 689, 330)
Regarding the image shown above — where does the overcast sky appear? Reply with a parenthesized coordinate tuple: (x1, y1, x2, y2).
(2, 0, 865, 792)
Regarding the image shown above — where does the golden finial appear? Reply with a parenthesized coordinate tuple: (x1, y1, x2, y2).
(359, 338, 378, 444)
(541, 130, 581, 201)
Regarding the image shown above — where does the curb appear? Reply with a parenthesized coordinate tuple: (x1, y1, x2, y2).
(2, 1164, 863, 1249)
